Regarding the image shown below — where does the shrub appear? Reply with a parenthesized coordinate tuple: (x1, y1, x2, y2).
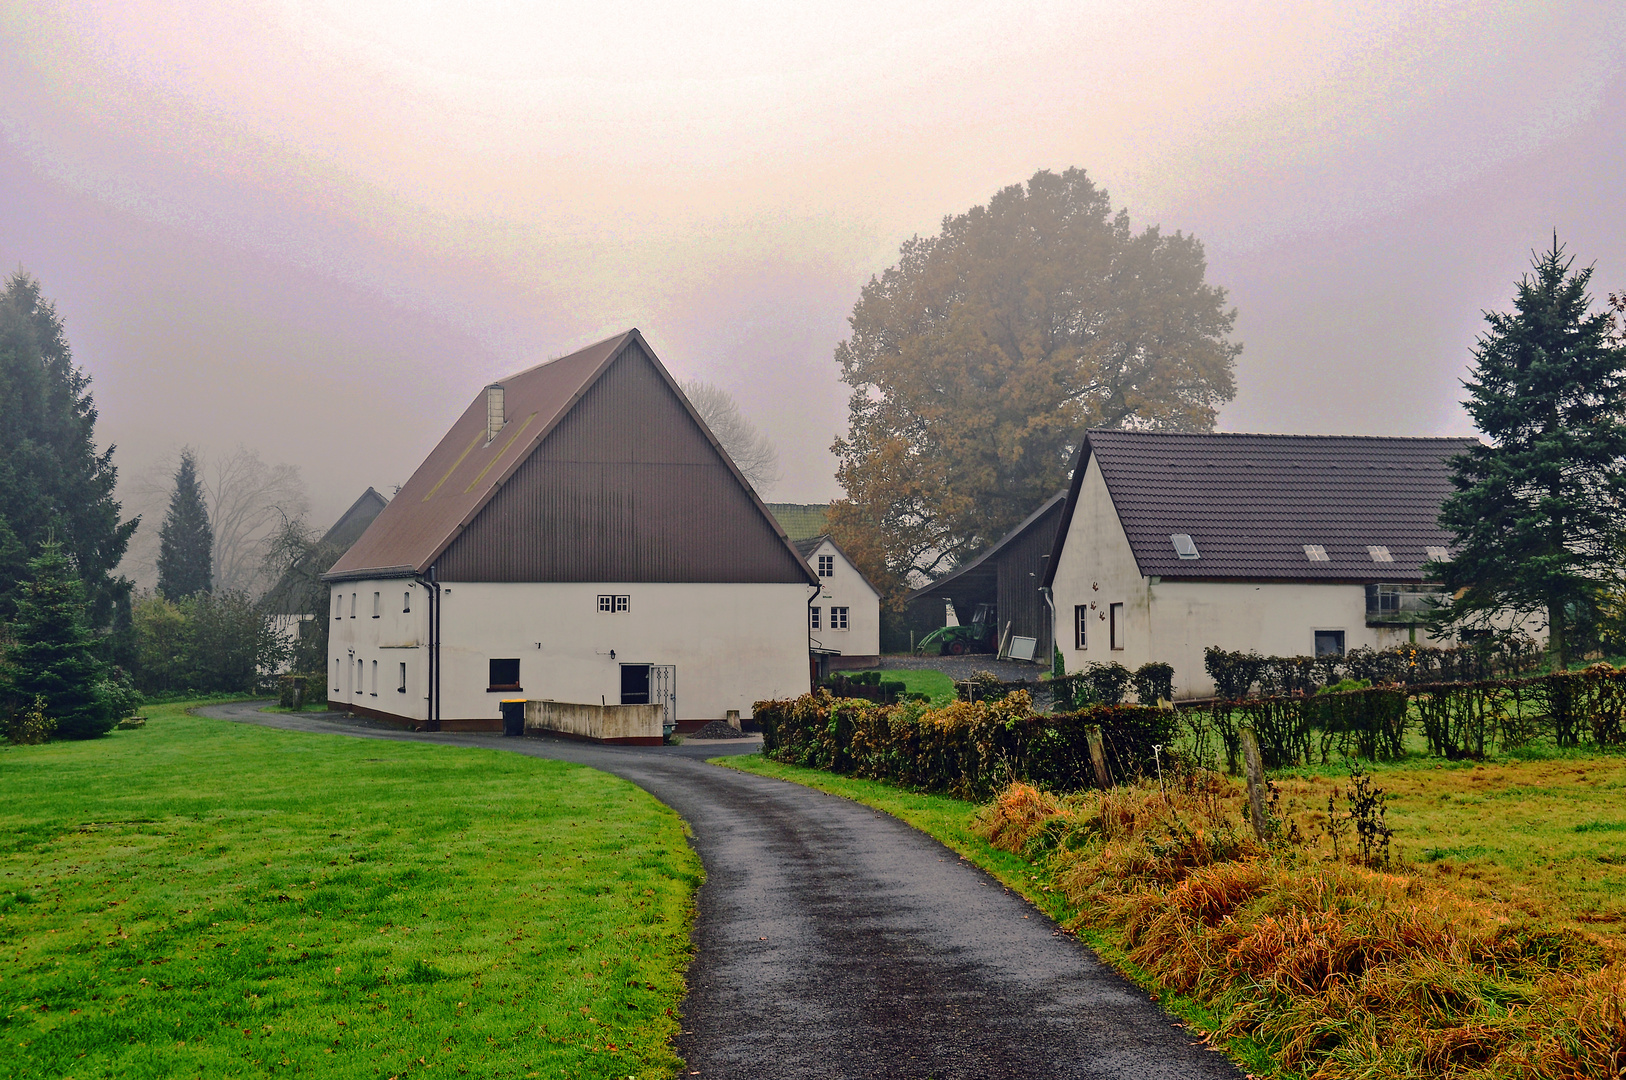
(5, 696, 55, 745)
(1131, 661, 1175, 705)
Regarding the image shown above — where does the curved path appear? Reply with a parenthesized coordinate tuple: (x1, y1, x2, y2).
(201, 703, 1242, 1079)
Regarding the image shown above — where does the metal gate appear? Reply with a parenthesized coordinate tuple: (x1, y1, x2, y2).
(650, 665, 677, 736)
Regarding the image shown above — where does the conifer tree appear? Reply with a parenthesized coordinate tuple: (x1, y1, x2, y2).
(0, 271, 136, 628)
(157, 449, 213, 599)
(1436, 239, 1626, 668)
(4, 540, 116, 739)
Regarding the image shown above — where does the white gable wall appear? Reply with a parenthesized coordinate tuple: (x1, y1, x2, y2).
(1050, 455, 1456, 700)
(330, 579, 811, 725)
(806, 539, 881, 666)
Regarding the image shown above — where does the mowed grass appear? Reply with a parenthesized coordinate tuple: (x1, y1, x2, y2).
(0, 700, 702, 1079)
(846, 669, 957, 707)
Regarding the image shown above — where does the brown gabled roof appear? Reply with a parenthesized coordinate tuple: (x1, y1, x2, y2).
(325, 330, 817, 586)
(1041, 430, 1476, 587)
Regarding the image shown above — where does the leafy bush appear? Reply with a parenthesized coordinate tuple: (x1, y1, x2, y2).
(131, 590, 288, 695)
(5, 696, 55, 744)
(1131, 661, 1175, 705)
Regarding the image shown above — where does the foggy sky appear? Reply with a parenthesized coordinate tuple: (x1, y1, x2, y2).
(2, 1, 1623, 545)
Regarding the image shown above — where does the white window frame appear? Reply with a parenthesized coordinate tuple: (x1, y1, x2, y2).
(598, 594, 630, 613)
(1109, 603, 1124, 651)
(831, 606, 849, 631)
(355, 658, 364, 693)
(810, 606, 821, 631)
(817, 554, 834, 577)
(1074, 605, 1088, 650)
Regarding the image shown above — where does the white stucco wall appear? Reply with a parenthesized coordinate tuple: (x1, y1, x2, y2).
(1049, 456, 1459, 700)
(805, 539, 881, 662)
(328, 579, 814, 723)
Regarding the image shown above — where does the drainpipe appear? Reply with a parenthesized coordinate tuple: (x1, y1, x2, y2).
(807, 585, 821, 691)
(418, 565, 441, 732)
(1039, 585, 1055, 671)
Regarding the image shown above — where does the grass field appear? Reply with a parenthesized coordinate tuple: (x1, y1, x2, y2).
(843, 669, 957, 706)
(0, 700, 702, 1079)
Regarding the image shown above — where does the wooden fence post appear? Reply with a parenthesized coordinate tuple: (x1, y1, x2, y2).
(1086, 725, 1112, 790)
(1239, 725, 1268, 842)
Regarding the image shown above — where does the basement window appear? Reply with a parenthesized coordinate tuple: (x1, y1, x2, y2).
(1367, 546, 1394, 563)
(488, 658, 521, 693)
(1170, 533, 1200, 560)
(1303, 545, 1329, 562)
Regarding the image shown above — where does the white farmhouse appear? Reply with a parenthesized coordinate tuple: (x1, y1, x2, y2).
(795, 535, 881, 674)
(1043, 431, 1492, 700)
(324, 330, 819, 734)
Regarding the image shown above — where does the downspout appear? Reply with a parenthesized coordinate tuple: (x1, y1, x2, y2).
(421, 564, 441, 732)
(1039, 585, 1056, 673)
(807, 585, 821, 691)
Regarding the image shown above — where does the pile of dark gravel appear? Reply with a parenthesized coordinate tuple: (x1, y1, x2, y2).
(687, 720, 748, 740)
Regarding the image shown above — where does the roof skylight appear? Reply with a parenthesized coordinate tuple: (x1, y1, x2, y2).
(1426, 546, 1451, 562)
(1303, 545, 1329, 562)
(1368, 546, 1394, 563)
(1170, 533, 1200, 560)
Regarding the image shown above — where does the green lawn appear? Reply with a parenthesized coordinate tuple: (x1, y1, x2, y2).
(845, 668, 957, 706)
(0, 700, 702, 1079)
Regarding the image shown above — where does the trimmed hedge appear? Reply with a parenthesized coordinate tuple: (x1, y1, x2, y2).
(756, 691, 1178, 800)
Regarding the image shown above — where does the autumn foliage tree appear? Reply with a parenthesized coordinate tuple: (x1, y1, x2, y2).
(828, 169, 1240, 601)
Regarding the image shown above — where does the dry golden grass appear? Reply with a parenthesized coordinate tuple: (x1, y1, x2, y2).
(977, 772, 1626, 1079)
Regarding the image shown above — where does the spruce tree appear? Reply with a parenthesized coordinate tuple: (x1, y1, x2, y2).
(1436, 238, 1626, 668)
(0, 271, 136, 629)
(157, 449, 213, 599)
(5, 540, 115, 739)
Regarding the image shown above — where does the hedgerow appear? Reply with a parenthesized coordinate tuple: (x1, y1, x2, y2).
(756, 691, 1178, 800)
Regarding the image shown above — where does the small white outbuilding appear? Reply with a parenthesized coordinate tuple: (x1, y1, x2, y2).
(1043, 430, 1501, 700)
(324, 330, 819, 735)
(794, 535, 881, 674)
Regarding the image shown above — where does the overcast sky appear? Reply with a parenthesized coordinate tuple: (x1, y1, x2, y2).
(2, 0, 1623, 531)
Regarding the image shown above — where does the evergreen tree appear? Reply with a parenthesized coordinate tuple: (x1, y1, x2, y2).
(157, 449, 213, 599)
(0, 271, 137, 630)
(4, 541, 117, 739)
(1436, 239, 1626, 668)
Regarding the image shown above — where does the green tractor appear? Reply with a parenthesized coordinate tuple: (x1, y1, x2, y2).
(916, 603, 997, 656)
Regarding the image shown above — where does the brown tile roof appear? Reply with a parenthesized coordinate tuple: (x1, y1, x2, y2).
(325, 330, 815, 585)
(1042, 430, 1476, 586)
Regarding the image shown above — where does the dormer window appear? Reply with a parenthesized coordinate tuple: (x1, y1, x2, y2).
(1170, 533, 1199, 560)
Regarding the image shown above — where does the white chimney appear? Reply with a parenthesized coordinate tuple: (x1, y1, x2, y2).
(485, 384, 505, 443)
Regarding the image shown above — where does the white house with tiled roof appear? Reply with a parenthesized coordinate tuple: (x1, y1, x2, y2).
(793, 535, 881, 673)
(1042, 430, 1538, 700)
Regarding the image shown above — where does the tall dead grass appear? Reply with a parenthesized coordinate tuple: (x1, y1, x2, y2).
(976, 780, 1626, 1079)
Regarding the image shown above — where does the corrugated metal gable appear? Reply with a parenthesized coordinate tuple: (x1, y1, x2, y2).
(435, 340, 814, 584)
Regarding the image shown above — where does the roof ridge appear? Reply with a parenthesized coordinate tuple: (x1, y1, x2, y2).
(1086, 429, 1475, 442)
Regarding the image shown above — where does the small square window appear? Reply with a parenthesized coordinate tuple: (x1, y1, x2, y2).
(1109, 603, 1124, 650)
(1074, 605, 1088, 650)
(1303, 545, 1329, 562)
(817, 554, 834, 577)
(599, 595, 613, 612)
(831, 606, 849, 630)
(488, 658, 521, 691)
(810, 606, 821, 631)
(1314, 630, 1346, 657)
(615, 595, 629, 612)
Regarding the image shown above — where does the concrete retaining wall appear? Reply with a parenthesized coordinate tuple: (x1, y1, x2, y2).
(524, 700, 663, 745)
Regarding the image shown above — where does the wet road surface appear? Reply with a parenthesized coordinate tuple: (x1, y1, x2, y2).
(200, 702, 1242, 1079)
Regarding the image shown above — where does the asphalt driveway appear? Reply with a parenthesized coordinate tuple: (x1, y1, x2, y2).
(200, 702, 1242, 1079)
